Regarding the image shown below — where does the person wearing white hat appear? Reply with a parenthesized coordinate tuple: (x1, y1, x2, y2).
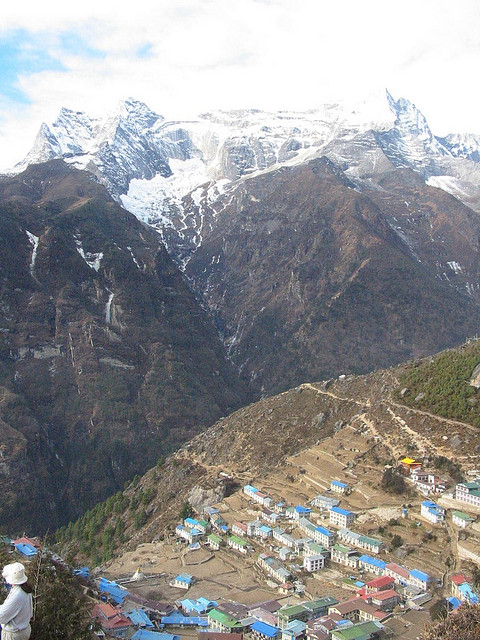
(0, 563, 33, 640)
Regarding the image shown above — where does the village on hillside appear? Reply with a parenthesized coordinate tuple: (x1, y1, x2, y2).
(3, 432, 480, 640)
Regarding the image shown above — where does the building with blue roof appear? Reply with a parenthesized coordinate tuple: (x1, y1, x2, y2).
(14, 543, 37, 557)
(420, 500, 445, 524)
(197, 597, 218, 612)
(180, 597, 217, 615)
(161, 610, 185, 623)
(329, 506, 356, 528)
(131, 631, 181, 640)
(282, 619, 307, 640)
(98, 577, 131, 604)
(336, 618, 354, 628)
(291, 506, 312, 521)
(447, 596, 462, 610)
(409, 568, 433, 591)
(73, 566, 90, 579)
(358, 555, 387, 576)
(258, 525, 272, 539)
(176, 524, 203, 544)
(184, 517, 199, 528)
(172, 574, 194, 590)
(251, 621, 281, 640)
(161, 613, 208, 626)
(180, 599, 197, 613)
(244, 485, 259, 499)
(314, 526, 336, 548)
(330, 480, 349, 494)
(459, 582, 479, 604)
(127, 609, 155, 628)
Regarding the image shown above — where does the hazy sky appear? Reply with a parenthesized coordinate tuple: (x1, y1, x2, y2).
(1, 0, 479, 168)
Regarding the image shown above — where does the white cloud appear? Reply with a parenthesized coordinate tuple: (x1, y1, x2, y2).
(1, 0, 480, 168)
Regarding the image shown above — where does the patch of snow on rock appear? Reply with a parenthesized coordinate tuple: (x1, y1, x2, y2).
(447, 261, 462, 274)
(73, 236, 103, 271)
(120, 157, 214, 231)
(26, 231, 39, 275)
(426, 175, 466, 199)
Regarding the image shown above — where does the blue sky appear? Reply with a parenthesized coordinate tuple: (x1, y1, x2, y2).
(0, 0, 479, 168)
(0, 32, 62, 104)
(0, 30, 107, 105)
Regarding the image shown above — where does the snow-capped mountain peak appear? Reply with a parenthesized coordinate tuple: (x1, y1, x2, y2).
(377, 89, 450, 172)
(437, 132, 480, 163)
(10, 92, 480, 267)
(386, 90, 432, 138)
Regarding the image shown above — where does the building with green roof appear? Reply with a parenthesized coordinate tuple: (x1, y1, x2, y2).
(303, 597, 339, 617)
(331, 620, 384, 640)
(228, 535, 248, 554)
(455, 481, 480, 508)
(207, 609, 243, 632)
(452, 510, 476, 528)
(277, 604, 309, 629)
(207, 533, 222, 550)
(331, 543, 360, 568)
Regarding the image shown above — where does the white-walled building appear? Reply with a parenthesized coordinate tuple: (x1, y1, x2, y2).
(244, 485, 259, 499)
(330, 480, 349, 494)
(420, 500, 445, 524)
(313, 526, 336, 548)
(338, 529, 384, 554)
(452, 510, 476, 528)
(303, 554, 325, 572)
(330, 544, 359, 568)
(228, 535, 248, 554)
(408, 569, 433, 591)
(232, 522, 248, 537)
(329, 506, 356, 528)
(455, 481, 480, 508)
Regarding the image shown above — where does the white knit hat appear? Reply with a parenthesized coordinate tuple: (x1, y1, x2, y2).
(2, 562, 28, 585)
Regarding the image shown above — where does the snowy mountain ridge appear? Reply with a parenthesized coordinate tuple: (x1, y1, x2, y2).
(9, 91, 480, 264)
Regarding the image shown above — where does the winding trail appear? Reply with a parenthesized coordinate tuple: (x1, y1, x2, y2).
(301, 381, 480, 443)
(300, 382, 371, 407)
(387, 399, 480, 433)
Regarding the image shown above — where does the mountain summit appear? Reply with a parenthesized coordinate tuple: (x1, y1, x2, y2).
(12, 91, 480, 264)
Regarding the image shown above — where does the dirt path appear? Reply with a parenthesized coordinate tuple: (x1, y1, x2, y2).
(303, 379, 480, 436)
(300, 383, 371, 407)
(387, 399, 480, 433)
(385, 407, 435, 453)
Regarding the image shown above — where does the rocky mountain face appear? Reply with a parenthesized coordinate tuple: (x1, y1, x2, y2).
(0, 161, 250, 533)
(185, 157, 480, 392)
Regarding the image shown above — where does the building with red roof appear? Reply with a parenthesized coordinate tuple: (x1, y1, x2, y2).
(92, 602, 132, 637)
(12, 536, 41, 549)
(369, 589, 401, 610)
(451, 574, 469, 598)
(364, 575, 395, 593)
(384, 562, 410, 585)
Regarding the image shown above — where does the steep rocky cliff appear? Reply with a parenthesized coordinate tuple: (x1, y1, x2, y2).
(185, 157, 480, 393)
(0, 160, 250, 533)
